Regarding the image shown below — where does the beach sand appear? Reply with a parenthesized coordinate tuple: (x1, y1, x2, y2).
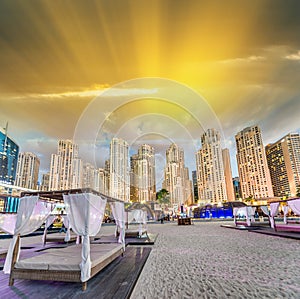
(130, 221, 300, 299)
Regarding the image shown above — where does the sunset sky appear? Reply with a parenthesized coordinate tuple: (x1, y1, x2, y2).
(1, 0, 300, 184)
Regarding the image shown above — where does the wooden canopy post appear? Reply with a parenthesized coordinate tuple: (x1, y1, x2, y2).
(9, 234, 20, 286)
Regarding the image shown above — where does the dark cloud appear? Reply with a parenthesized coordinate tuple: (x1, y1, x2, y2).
(1, 0, 300, 178)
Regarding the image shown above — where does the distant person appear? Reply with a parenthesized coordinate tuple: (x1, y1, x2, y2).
(58, 211, 67, 233)
(59, 223, 67, 233)
(161, 213, 164, 224)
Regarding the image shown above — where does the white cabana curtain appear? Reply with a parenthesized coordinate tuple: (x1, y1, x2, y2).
(4, 196, 53, 274)
(42, 215, 56, 244)
(250, 207, 256, 223)
(140, 210, 147, 236)
(246, 207, 254, 226)
(270, 202, 280, 228)
(110, 202, 125, 246)
(233, 207, 238, 225)
(287, 199, 300, 216)
(283, 205, 289, 224)
(63, 193, 107, 282)
(0, 214, 18, 235)
(62, 215, 71, 242)
(260, 206, 270, 217)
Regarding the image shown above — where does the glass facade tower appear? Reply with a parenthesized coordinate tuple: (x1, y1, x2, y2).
(0, 129, 19, 184)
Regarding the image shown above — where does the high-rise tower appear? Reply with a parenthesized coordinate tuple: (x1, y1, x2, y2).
(163, 143, 193, 206)
(235, 125, 273, 199)
(109, 138, 130, 201)
(15, 152, 40, 190)
(130, 144, 156, 202)
(222, 148, 235, 201)
(0, 126, 19, 185)
(266, 133, 300, 198)
(196, 129, 227, 204)
(49, 140, 80, 190)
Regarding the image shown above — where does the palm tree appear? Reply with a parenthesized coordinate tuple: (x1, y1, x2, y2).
(156, 189, 170, 221)
(244, 195, 253, 204)
(156, 189, 170, 205)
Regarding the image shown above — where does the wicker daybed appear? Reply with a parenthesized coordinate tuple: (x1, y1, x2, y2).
(274, 223, 300, 232)
(125, 228, 148, 238)
(9, 236, 124, 290)
(0, 248, 7, 259)
(124, 209, 148, 239)
(3, 189, 126, 291)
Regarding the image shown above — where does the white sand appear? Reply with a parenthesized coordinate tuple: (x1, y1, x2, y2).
(130, 221, 300, 299)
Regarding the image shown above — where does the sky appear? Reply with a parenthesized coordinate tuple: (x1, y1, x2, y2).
(0, 0, 300, 186)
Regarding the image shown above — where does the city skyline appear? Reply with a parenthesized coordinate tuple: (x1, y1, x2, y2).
(1, 126, 299, 193)
(1, 1, 300, 180)
(1, 128, 299, 206)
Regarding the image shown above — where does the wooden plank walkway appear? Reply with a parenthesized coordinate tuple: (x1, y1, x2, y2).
(0, 246, 151, 299)
(92, 233, 158, 246)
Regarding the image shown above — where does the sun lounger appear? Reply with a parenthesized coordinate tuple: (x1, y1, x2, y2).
(125, 228, 148, 238)
(235, 220, 249, 227)
(9, 242, 124, 290)
(44, 232, 77, 244)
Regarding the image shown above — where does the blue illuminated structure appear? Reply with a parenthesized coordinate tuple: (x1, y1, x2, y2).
(0, 126, 20, 213)
(0, 195, 19, 213)
(193, 201, 247, 219)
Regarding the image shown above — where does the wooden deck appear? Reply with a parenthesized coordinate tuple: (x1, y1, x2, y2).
(249, 227, 300, 240)
(0, 246, 151, 298)
(91, 233, 157, 246)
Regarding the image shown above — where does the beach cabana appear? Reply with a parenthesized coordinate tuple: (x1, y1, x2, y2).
(125, 209, 148, 238)
(42, 214, 77, 245)
(4, 189, 125, 291)
(2, 195, 54, 275)
(233, 206, 256, 227)
(271, 198, 300, 232)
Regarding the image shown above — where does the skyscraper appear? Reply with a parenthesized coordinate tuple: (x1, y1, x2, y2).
(162, 143, 193, 206)
(49, 140, 80, 190)
(266, 133, 300, 198)
(49, 154, 61, 190)
(235, 125, 274, 199)
(196, 129, 227, 204)
(109, 138, 130, 201)
(15, 152, 40, 190)
(71, 158, 83, 189)
(40, 172, 50, 191)
(233, 177, 242, 200)
(0, 126, 19, 185)
(130, 144, 156, 203)
(0, 125, 20, 213)
(222, 148, 235, 201)
(82, 162, 95, 189)
(192, 170, 198, 201)
(95, 168, 109, 195)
